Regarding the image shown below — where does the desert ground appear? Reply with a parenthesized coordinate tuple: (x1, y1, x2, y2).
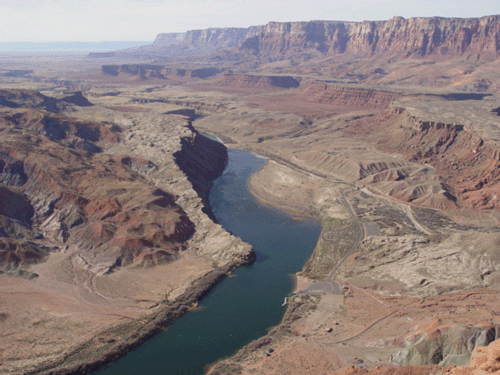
(1, 20, 500, 375)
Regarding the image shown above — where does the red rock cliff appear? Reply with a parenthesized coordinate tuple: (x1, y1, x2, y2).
(236, 15, 500, 60)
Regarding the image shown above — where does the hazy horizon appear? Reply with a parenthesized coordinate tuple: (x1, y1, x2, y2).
(1, 0, 499, 43)
(0, 41, 152, 53)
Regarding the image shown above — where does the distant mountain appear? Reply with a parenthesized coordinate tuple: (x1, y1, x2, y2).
(87, 27, 262, 59)
(0, 41, 152, 53)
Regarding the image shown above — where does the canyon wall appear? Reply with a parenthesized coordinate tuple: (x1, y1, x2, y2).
(89, 16, 500, 61)
(378, 102, 500, 209)
(300, 83, 400, 109)
(1, 89, 257, 374)
(174, 121, 228, 216)
(0, 108, 194, 273)
(242, 16, 500, 60)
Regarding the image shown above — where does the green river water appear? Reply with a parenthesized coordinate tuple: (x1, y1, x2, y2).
(94, 147, 321, 375)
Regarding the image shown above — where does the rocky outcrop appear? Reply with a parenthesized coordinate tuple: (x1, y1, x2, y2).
(0, 108, 195, 273)
(0, 89, 93, 112)
(391, 325, 499, 367)
(99, 111, 256, 265)
(380, 103, 500, 209)
(0, 89, 60, 112)
(0, 185, 46, 273)
(448, 338, 500, 374)
(60, 91, 93, 107)
(340, 97, 500, 209)
(163, 108, 197, 119)
(339, 338, 500, 374)
(174, 121, 228, 216)
(300, 83, 400, 109)
(152, 32, 187, 48)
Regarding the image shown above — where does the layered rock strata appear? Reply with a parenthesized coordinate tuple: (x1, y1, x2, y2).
(90, 15, 500, 61)
(192, 80, 500, 374)
(237, 16, 500, 60)
(346, 98, 500, 209)
(300, 83, 400, 109)
(1, 91, 253, 374)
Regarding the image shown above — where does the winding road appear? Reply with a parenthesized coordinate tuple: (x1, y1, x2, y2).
(294, 182, 435, 297)
(296, 187, 365, 296)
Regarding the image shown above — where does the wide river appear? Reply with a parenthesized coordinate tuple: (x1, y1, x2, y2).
(94, 147, 321, 375)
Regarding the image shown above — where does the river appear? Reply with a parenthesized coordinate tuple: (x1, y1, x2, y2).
(94, 147, 321, 375)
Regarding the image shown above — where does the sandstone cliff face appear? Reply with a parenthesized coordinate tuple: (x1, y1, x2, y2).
(300, 83, 399, 109)
(91, 16, 500, 61)
(101, 110, 254, 263)
(237, 16, 500, 60)
(174, 121, 228, 215)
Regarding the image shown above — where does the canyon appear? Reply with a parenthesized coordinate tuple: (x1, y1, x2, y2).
(1, 14, 500, 375)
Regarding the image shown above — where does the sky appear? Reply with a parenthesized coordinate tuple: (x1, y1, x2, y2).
(1, 0, 499, 43)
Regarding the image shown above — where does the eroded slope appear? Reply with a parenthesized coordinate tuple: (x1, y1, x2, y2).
(0, 90, 253, 375)
(189, 80, 500, 374)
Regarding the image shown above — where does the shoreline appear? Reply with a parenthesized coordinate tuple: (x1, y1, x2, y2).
(32, 261, 247, 375)
(57, 139, 321, 375)
(2, 112, 258, 375)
